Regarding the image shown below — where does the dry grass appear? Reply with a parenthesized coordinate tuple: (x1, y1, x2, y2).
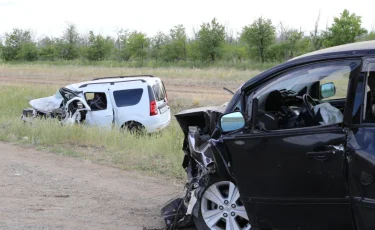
(0, 63, 260, 86)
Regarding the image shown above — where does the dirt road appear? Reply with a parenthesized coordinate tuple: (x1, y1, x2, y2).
(0, 142, 183, 230)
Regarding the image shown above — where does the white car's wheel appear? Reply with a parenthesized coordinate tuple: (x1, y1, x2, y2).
(198, 180, 251, 230)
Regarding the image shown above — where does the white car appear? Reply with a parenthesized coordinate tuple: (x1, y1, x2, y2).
(22, 75, 171, 133)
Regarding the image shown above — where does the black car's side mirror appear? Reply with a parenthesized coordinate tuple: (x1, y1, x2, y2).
(320, 82, 336, 99)
(218, 111, 246, 133)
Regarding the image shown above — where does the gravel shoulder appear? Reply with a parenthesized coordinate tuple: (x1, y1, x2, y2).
(0, 142, 183, 230)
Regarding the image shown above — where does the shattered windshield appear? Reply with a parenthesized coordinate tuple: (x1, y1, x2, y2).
(54, 90, 63, 100)
(59, 87, 80, 101)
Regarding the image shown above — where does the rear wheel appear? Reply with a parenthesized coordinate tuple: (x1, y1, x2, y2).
(123, 121, 145, 135)
(195, 180, 251, 230)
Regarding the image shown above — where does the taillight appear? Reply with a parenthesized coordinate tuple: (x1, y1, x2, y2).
(165, 92, 168, 103)
(150, 100, 158, 116)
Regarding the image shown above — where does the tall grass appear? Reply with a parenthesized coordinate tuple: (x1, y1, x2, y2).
(0, 85, 186, 179)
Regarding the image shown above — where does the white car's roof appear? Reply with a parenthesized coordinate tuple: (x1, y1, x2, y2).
(66, 76, 161, 91)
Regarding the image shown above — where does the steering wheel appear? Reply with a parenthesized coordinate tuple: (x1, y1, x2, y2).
(302, 94, 317, 119)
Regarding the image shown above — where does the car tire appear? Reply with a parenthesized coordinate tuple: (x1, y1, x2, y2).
(124, 121, 145, 135)
(193, 178, 251, 230)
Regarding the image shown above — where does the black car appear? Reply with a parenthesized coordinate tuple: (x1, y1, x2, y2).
(162, 40, 375, 230)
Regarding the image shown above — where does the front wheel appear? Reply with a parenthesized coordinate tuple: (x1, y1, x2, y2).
(195, 180, 251, 230)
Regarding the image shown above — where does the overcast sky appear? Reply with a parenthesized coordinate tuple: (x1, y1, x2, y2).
(1, 0, 374, 39)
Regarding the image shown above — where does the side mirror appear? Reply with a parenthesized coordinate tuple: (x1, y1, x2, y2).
(219, 112, 245, 132)
(320, 82, 336, 99)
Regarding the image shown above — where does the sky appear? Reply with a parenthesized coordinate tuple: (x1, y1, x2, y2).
(0, 0, 374, 40)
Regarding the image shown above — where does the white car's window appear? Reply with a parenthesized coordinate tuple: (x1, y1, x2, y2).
(152, 82, 166, 101)
(85, 92, 108, 111)
(113, 89, 143, 107)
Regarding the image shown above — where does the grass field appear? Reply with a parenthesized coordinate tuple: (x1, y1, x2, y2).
(0, 64, 262, 179)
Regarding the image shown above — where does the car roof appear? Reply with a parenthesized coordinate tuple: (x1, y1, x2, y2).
(290, 40, 375, 61)
(67, 76, 162, 91)
(241, 40, 375, 91)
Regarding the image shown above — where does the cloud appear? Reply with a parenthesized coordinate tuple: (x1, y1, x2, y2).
(0, 0, 18, 6)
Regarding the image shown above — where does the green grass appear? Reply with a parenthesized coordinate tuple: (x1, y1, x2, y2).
(0, 85, 187, 179)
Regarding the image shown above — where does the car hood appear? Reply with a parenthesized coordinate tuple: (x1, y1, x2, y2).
(175, 103, 227, 135)
(29, 96, 63, 114)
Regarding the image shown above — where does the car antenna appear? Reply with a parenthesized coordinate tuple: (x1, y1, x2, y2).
(223, 87, 234, 95)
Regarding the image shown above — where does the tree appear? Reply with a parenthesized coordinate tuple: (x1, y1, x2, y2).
(126, 31, 149, 62)
(240, 17, 276, 63)
(115, 29, 131, 61)
(38, 37, 59, 61)
(167, 25, 187, 61)
(60, 23, 79, 60)
(324, 9, 367, 47)
(310, 11, 324, 51)
(197, 18, 226, 62)
(150, 31, 168, 61)
(267, 24, 310, 61)
(361, 32, 375, 41)
(84, 31, 113, 61)
(186, 39, 200, 61)
(1, 28, 38, 61)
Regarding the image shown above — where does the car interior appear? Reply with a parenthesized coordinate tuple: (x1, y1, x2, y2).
(251, 64, 353, 132)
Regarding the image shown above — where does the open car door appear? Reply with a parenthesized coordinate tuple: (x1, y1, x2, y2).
(82, 85, 113, 127)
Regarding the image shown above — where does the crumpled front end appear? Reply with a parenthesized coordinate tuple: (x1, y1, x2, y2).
(161, 105, 229, 229)
(21, 87, 91, 125)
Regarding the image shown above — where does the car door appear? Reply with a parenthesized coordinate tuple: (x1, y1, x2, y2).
(108, 80, 148, 128)
(347, 58, 375, 230)
(83, 85, 113, 127)
(222, 59, 362, 230)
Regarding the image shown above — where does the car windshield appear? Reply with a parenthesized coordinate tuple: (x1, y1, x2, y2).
(257, 64, 352, 96)
(54, 90, 63, 100)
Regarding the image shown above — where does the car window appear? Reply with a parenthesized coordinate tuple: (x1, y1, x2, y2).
(251, 60, 360, 132)
(152, 82, 166, 101)
(320, 70, 350, 100)
(113, 88, 143, 107)
(85, 92, 108, 111)
(362, 59, 375, 122)
(234, 100, 242, 112)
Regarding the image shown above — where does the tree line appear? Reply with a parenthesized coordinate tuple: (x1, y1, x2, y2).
(0, 9, 374, 65)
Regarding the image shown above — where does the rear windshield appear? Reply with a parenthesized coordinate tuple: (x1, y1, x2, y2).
(152, 81, 166, 101)
(113, 89, 143, 107)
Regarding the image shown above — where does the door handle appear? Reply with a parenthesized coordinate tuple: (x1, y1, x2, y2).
(305, 150, 334, 157)
(305, 144, 344, 158)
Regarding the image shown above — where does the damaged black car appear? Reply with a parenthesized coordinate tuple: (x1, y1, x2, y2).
(162, 40, 375, 230)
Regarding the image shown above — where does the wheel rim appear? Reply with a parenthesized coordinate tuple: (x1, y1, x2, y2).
(201, 181, 251, 230)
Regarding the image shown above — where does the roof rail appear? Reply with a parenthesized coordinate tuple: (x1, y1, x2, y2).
(79, 79, 145, 88)
(92, 75, 155, 81)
